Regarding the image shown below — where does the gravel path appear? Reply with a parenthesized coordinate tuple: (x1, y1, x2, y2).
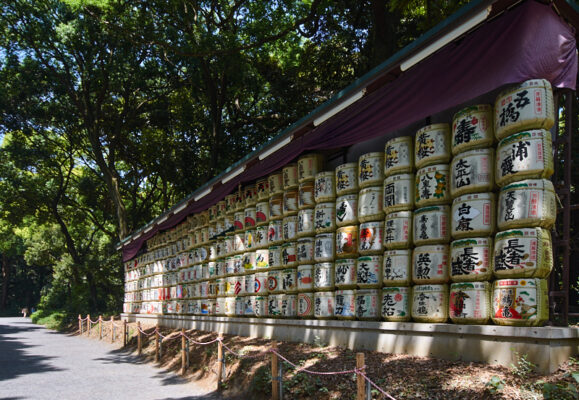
(0, 317, 222, 400)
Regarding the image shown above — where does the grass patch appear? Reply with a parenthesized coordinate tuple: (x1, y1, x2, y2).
(31, 309, 70, 331)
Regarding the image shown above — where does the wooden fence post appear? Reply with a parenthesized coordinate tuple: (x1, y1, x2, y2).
(87, 314, 91, 336)
(99, 315, 103, 340)
(356, 353, 365, 400)
(154, 324, 160, 363)
(137, 322, 142, 355)
(110, 316, 115, 343)
(78, 315, 82, 334)
(216, 334, 224, 389)
(122, 320, 127, 347)
(181, 328, 187, 375)
(271, 341, 279, 400)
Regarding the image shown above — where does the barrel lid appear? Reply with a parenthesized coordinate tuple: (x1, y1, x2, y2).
(336, 162, 357, 169)
(384, 173, 414, 183)
(496, 79, 552, 100)
(451, 237, 491, 247)
(386, 210, 413, 218)
(414, 244, 449, 252)
(386, 135, 413, 145)
(359, 151, 384, 158)
(413, 284, 448, 291)
(498, 129, 549, 147)
(384, 249, 412, 256)
(452, 147, 494, 158)
(501, 178, 554, 192)
(416, 163, 450, 174)
(495, 227, 543, 240)
(453, 104, 492, 120)
(453, 192, 495, 204)
(416, 123, 449, 135)
(414, 205, 449, 214)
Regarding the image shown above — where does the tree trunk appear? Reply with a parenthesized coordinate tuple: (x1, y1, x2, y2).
(1, 254, 10, 311)
(371, 0, 399, 67)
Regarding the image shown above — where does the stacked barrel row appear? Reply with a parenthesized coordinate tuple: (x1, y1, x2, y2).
(123, 79, 555, 326)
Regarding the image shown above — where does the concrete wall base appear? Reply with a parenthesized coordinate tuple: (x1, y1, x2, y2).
(121, 313, 578, 374)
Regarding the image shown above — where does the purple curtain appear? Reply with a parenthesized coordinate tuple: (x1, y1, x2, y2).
(123, 0, 577, 261)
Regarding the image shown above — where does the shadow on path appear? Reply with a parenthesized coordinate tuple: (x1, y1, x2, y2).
(0, 320, 64, 382)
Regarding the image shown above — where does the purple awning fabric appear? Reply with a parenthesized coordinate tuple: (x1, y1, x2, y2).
(122, 0, 577, 261)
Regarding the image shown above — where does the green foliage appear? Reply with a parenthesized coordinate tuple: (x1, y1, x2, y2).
(484, 376, 505, 394)
(510, 351, 536, 380)
(31, 309, 70, 331)
(249, 365, 272, 396)
(540, 372, 579, 400)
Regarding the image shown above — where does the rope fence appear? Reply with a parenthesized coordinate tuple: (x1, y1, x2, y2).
(78, 314, 397, 400)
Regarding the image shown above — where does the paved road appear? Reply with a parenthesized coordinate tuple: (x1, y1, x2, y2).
(0, 317, 222, 400)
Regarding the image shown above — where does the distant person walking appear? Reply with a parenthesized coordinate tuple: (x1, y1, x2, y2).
(21, 307, 29, 318)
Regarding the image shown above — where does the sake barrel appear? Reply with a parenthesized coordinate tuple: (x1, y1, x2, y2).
(268, 172, 284, 197)
(450, 237, 493, 282)
(208, 224, 217, 240)
(335, 162, 359, 195)
(201, 263, 210, 280)
(254, 226, 268, 249)
(233, 211, 244, 231)
(298, 153, 323, 183)
(225, 276, 237, 296)
(411, 284, 449, 323)
(281, 242, 298, 268)
(496, 130, 554, 187)
(314, 202, 336, 233)
(356, 255, 382, 288)
(385, 136, 414, 177)
(283, 189, 299, 216)
(497, 179, 556, 230)
(283, 163, 299, 190)
(209, 205, 217, 222)
(413, 206, 450, 246)
(200, 299, 210, 315)
(244, 207, 257, 229)
(254, 296, 268, 317)
(335, 258, 357, 289)
(233, 254, 244, 274)
(383, 173, 415, 214)
(358, 152, 384, 188)
(314, 291, 335, 319)
(244, 273, 255, 295)
(268, 246, 283, 269)
(298, 181, 316, 209)
(494, 79, 554, 140)
(358, 186, 384, 222)
(267, 269, 283, 294)
(235, 296, 245, 317)
(297, 237, 315, 265)
(267, 219, 283, 244)
(314, 262, 335, 291)
(381, 287, 411, 322)
(200, 210, 210, 227)
(217, 200, 227, 220)
(243, 251, 257, 273)
(449, 281, 491, 324)
(282, 215, 298, 242)
(452, 105, 494, 156)
(281, 268, 298, 293)
(269, 194, 283, 220)
(314, 171, 336, 203)
(415, 124, 451, 169)
(334, 290, 356, 319)
(255, 249, 269, 269)
(224, 257, 236, 275)
(255, 201, 269, 226)
(415, 164, 450, 207)
(336, 225, 358, 259)
(208, 261, 217, 279)
(281, 294, 297, 318)
(493, 227, 553, 279)
(234, 232, 245, 254)
(225, 194, 237, 215)
(314, 233, 335, 262)
(450, 148, 495, 197)
(256, 178, 269, 201)
(336, 194, 358, 227)
(384, 211, 413, 249)
(243, 229, 255, 251)
(412, 244, 449, 284)
(358, 221, 384, 255)
(355, 289, 380, 320)
(451, 193, 495, 239)
(244, 184, 257, 207)
(254, 272, 268, 294)
(297, 264, 314, 292)
(244, 296, 256, 315)
(298, 292, 314, 317)
(296, 208, 315, 238)
(383, 249, 412, 286)
(491, 278, 548, 326)
(234, 190, 244, 212)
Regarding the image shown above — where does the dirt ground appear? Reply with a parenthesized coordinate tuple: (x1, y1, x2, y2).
(83, 320, 578, 400)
